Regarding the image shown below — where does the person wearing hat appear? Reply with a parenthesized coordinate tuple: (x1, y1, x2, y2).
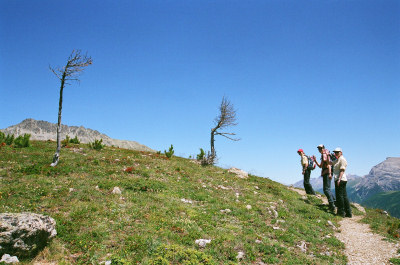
(297, 149, 316, 195)
(314, 144, 336, 213)
(332, 147, 352, 218)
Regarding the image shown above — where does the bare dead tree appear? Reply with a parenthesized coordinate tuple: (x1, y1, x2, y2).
(210, 96, 240, 164)
(50, 50, 92, 167)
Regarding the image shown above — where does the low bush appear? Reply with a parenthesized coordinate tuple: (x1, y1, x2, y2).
(89, 139, 105, 150)
(197, 148, 205, 161)
(164, 144, 174, 159)
(4, 134, 14, 145)
(14, 134, 31, 148)
(70, 136, 80, 144)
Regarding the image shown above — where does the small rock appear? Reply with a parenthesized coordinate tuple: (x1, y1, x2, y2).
(327, 220, 337, 229)
(195, 239, 211, 248)
(181, 198, 193, 204)
(297, 241, 307, 253)
(1, 254, 19, 264)
(236, 251, 245, 260)
(246, 205, 252, 210)
(112, 187, 122, 194)
(235, 192, 240, 198)
(220, 209, 232, 213)
(228, 167, 248, 179)
(105, 261, 111, 265)
(273, 226, 280, 230)
(217, 185, 229, 190)
(254, 186, 260, 190)
(69, 188, 75, 193)
(255, 239, 262, 244)
(95, 185, 100, 191)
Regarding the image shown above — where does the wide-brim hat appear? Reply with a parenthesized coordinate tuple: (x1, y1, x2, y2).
(333, 147, 342, 152)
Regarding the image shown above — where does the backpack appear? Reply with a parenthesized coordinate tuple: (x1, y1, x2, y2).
(307, 156, 316, 170)
(329, 152, 338, 163)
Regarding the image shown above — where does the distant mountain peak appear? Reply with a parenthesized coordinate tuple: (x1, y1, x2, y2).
(1, 118, 154, 152)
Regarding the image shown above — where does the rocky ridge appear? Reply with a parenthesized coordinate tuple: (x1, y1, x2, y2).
(1, 119, 154, 152)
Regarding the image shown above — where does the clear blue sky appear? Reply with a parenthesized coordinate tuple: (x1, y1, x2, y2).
(1, 0, 399, 184)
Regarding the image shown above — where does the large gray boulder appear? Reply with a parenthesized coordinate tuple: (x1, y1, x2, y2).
(0, 213, 57, 258)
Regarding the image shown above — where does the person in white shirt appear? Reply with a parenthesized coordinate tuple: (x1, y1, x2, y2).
(332, 147, 352, 218)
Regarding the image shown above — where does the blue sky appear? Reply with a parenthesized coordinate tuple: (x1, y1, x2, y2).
(1, 0, 399, 184)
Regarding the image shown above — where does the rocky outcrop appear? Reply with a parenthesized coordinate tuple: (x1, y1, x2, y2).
(350, 157, 400, 202)
(228, 167, 248, 179)
(0, 213, 57, 258)
(0, 119, 154, 152)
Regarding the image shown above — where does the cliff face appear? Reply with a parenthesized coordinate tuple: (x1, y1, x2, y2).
(1, 118, 154, 152)
(350, 157, 400, 202)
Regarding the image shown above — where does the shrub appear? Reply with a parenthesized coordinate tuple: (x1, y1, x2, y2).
(4, 134, 14, 145)
(89, 139, 105, 150)
(200, 151, 216, 166)
(164, 144, 174, 159)
(197, 148, 205, 161)
(70, 135, 80, 144)
(14, 134, 31, 148)
(62, 135, 70, 147)
(0, 131, 4, 143)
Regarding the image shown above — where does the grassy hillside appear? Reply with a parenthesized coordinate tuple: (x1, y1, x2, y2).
(363, 191, 400, 219)
(0, 141, 349, 264)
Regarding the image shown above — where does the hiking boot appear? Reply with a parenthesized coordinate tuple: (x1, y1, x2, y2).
(345, 213, 352, 218)
(328, 204, 336, 214)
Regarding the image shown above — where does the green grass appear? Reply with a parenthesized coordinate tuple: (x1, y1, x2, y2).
(0, 141, 348, 264)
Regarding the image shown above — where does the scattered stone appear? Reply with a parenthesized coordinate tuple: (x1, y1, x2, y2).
(69, 188, 75, 193)
(236, 251, 245, 260)
(254, 191, 258, 195)
(254, 186, 260, 190)
(217, 185, 229, 190)
(0, 213, 57, 258)
(235, 192, 240, 198)
(195, 239, 211, 248)
(272, 226, 280, 230)
(246, 205, 252, 210)
(112, 187, 122, 194)
(104, 261, 111, 265)
(276, 219, 285, 224)
(220, 209, 232, 213)
(297, 241, 307, 253)
(0, 254, 19, 264)
(181, 198, 193, 204)
(327, 220, 337, 229)
(228, 167, 248, 179)
(255, 239, 262, 244)
(95, 185, 100, 191)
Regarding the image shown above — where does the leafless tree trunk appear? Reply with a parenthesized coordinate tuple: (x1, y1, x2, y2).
(50, 50, 92, 167)
(210, 96, 240, 164)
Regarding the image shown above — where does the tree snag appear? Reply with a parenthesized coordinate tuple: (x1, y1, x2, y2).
(50, 50, 92, 167)
(210, 96, 240, 164)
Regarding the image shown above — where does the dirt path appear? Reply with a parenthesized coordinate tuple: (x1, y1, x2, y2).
(289, 187, 400, 264)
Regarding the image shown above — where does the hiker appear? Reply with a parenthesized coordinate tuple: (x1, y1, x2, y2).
(297, 149, 316, 195)
(314, 144, 335, 213)
(332, 147, 352, 218)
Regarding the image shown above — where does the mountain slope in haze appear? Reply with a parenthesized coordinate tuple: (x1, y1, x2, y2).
(348, 157, 400, 203)
(0, 118, 154, 152)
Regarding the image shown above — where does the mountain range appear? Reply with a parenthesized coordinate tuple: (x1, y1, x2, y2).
(0, 119, 154, 152)
(293, 157, 400, 218)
